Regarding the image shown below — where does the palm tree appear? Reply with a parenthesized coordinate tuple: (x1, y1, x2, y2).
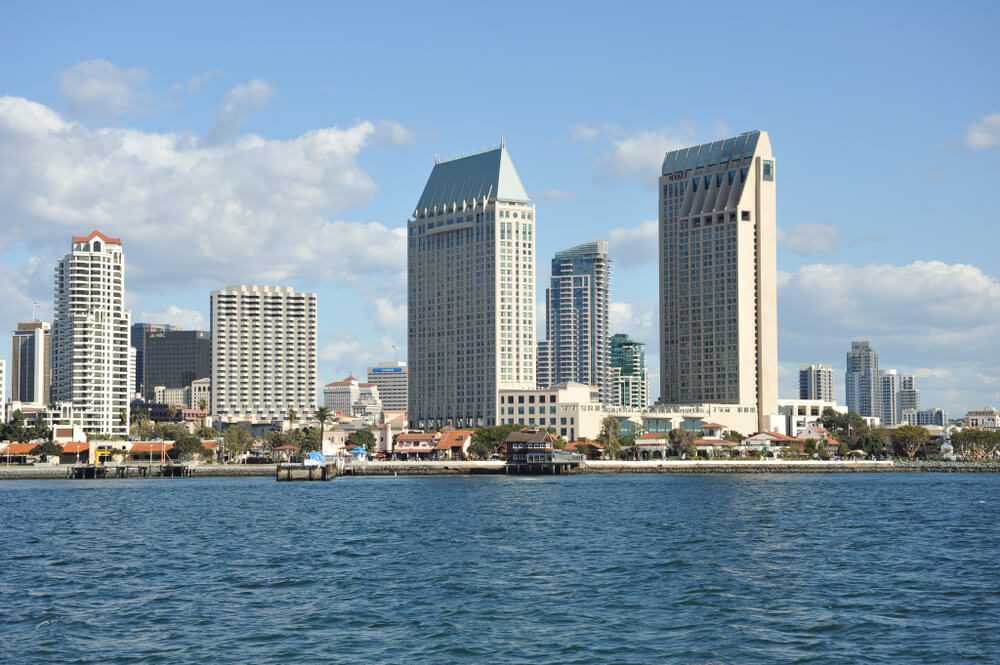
(314, 407, 332, 451)
(287, 408, 298, 428)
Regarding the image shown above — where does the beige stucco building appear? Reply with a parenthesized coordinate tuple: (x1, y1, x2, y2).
(659, 130, 777, 432)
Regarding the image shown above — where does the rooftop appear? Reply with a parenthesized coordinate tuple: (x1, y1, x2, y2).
(661, 130, 763, 176)
(414, 145, 529, 213)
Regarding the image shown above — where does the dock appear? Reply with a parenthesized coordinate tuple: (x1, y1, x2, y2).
(67, 464, 194, 479)
(275, 461, 341, 481)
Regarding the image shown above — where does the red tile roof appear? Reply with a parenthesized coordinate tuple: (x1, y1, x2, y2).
(2, 443, 41, 454)
(700, 423, 726, 429)
(639, 433, 668, 440)
(130, 442, 174, 454)
(72, 230, 121, 245)
(398, 433, 437, 442)
(62, 442, 90, 453)
(436, 429, 473, 450)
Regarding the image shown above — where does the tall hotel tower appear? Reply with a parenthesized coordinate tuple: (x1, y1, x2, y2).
(11, 321, 51, 405)
(845, 340, 879, 419)
(537, 241, 611, 402)
(408, 145, 536, 429)
(52, 231, 132, 437)
(659, 131, 777, 431)
(211, 285, 317, 424)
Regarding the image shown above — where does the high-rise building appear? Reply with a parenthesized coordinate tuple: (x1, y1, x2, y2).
(846, 341, 880, 419)
(658, 131, 778, 431)
(367, 361, 408, 412)
(211, 285, 317, 424)
(610, 333, 648, 408)
(143, 330, 211, 401)
(131, 323, 177, 397)
(799, 364, 834, 402)
(52, 231, 132, 438)
(323, 375, 383, 422)
(880, 369, 919, 426)
(11, 321, 51, 405)
(0, 359, 6, 416)
(407, 145, 536, 428)
(538, 240, 611, 402)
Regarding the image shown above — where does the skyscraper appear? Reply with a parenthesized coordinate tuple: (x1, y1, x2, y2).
(610, 333, 648, 408)
(407, 145, 535, 428)
(538, 240, 611, 402)
(880, 369, 919, 426)
(211, 285, 317, 424)
(11, 321, 51, 405)
(367, 361, 408, 412)
(658, 131, 777, 431)
(799, 364, 834, 402)
(143, 330, 211, 401)
(52, 231, 132, 437)
(846, 341, 880, 419)
(131, 322, 177, 397)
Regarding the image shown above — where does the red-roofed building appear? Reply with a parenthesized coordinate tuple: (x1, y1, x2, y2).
(434, 429, 474, 460)
(72, 230, 121, 245)
(393, 432, 439, 459)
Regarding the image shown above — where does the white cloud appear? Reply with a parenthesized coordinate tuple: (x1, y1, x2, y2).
(610, 301, 655, 344)
(374, 120, 414, 146)
(608, 220, 657, 267)
(59, 59, 152, 120)
(570, 124, 600, 143)
(179, 71, 223, 94)
(537, 189, 575, 203)
(205, 79, 274, 145)
(911, 367, 952, 380)
(963, 112, 1000, 150)
(0, 95, 408, 291)
(140, 305, 206, 330)
(372, 297, 406, 330)
(321, 340, 364, 364)
(777, 224, 841, 256)
(599, 129, 693, 185)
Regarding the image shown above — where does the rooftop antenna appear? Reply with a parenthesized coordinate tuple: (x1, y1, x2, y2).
(500, 136, 506, 149)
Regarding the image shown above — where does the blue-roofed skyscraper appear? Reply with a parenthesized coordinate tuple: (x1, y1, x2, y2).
(537, 240, 611, 403)
(407, 144, 536, 429)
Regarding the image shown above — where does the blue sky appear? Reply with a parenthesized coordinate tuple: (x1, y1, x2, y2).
(1, 0, 998, 414)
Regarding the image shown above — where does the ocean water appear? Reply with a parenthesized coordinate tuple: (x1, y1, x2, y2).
(1, 473, 998, 664)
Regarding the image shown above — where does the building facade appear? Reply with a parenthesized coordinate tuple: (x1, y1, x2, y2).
(11, 321, 51, 406)
(799, 363, 833, 402)
(131, 322, 176, 398)
(658, 131, 778, 431)
(52, 231, 132, 437)
(143, 330, 211, 401)
(879, 369, 918, 427)
(210, 285, 317, 424)
(366, 361, 407, 412)
(407, 145, 536, 429)
(845, 341, 880, 419)
(610, 333, 648, 408)
(537, 240, 611, 402)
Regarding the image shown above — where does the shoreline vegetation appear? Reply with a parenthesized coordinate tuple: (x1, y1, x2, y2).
(2, 459, 999, 480)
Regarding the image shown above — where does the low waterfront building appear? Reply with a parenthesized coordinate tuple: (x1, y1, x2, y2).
(393, 432, 438, 459)
(777, 398, 845, 437)
(435, 429, 474, 460)
(964, 407, 1000, 430)
(498, 382, 604, 442)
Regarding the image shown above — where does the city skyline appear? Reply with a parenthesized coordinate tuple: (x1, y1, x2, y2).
(0, 2, 998, 414)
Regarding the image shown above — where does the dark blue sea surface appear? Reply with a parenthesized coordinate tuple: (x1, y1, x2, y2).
(1, 473, 998, 663)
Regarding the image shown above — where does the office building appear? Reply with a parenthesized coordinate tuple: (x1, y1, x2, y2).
(658, 131, 778, 431)
(407, 144, 536, 428)
(845, 341, 880, 419)
(610, 333, 648, 408)
(902, 407, 946, 427)
(143, 330, 211, 401)
(323, 375, 383, 422)
(537, 240, 611, 402)
(0, 359, 5, 417)
(367, 361, 407, 412)
(799, 363, 834, 402)
(211, 285, 317, 424)
(11, 321, 51, 405)
(131, 322, 176, 397)
(52, 231, 132, 438)
(880, 370, 919, 427)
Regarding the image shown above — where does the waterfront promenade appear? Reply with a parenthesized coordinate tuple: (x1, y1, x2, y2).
(2, 459, 998, 480)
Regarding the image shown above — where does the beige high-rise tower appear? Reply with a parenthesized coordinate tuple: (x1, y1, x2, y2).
(407, 145, 536, 429)
(658, 131, 777, 431)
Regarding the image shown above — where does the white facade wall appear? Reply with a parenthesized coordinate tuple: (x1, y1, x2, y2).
(211, 285, 317, 424)
(52, 232, 132, 438)
(799, 364, 834, 402)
